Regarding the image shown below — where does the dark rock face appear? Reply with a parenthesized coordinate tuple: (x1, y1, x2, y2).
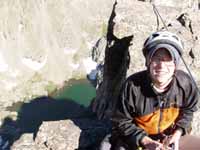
(92, 1, 133, 120)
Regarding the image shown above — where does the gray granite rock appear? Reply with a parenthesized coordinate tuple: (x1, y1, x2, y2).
(10, 119, 110, 150)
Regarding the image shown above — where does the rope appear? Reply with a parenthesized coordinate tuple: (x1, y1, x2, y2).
(152, 4, 168, 31)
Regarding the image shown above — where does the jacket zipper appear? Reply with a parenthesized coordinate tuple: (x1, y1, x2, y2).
(158, 99, 164, 133)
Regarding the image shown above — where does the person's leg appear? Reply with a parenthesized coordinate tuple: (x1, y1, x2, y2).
(99, 134, 112, 150)
(111, 139, 127, 150)
(179, 135, 200, 150)
(99, 134, 128, 150)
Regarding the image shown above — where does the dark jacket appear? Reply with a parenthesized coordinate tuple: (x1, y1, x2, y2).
(112, 70, 199, 148)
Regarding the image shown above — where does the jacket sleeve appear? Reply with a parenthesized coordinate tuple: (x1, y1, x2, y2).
(175, 72, 199, 135)
(112, 80, 147, 147)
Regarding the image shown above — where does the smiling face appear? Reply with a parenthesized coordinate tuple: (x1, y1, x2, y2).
(149, 48, 176, 88)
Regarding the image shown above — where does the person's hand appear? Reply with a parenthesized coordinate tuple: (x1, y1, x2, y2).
(140, 136, 164, 150)
(162, 129, 182, 150)
(167, 129, 182, 150)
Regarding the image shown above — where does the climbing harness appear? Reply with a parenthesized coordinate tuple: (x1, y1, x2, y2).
(152, 3, 200, 94)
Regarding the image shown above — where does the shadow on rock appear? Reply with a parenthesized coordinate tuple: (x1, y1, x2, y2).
(0, 96, 111, 150)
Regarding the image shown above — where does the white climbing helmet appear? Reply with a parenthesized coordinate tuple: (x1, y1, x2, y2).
(142, 31, 184, 66)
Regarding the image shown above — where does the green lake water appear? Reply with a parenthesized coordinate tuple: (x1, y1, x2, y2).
(4, 79, 96, 133)
(53, 79, 96, 107)
(6, 79, 96, 113)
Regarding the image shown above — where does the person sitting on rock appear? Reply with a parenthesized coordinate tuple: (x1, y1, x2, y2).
(100, 31, 200, 150)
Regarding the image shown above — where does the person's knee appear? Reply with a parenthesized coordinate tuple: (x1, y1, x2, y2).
(100, 134, 132, 150)
(99, 141, 111, 150)
(99, 134, 112, 150)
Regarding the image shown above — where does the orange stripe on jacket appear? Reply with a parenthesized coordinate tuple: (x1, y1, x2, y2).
(134, 107, 179, 135)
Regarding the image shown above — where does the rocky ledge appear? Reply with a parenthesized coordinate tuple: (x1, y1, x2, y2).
(0, 97, 110, 150)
